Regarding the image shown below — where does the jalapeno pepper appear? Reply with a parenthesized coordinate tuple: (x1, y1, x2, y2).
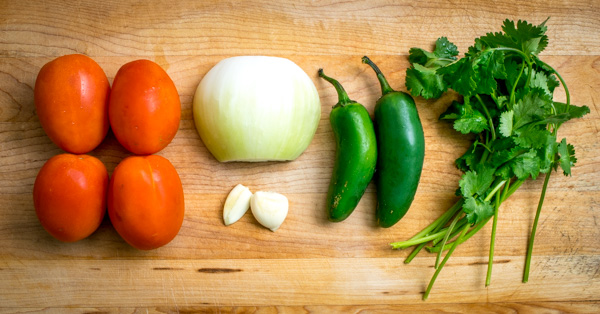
(362, 56, 425, 228)
(318, 69, 377, 222)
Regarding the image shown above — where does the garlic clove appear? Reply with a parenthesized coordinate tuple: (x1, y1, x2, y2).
(223, 184, 253, 226)
(250, 191, 288, 232)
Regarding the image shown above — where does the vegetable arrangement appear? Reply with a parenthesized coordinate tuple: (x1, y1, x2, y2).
(29, 18, 590, 298)
(392, 19, 590, 299)
(33, 55, 184, 250)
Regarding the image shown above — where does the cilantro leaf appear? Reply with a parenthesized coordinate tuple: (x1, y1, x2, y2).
(463, 196, 495, 225)
(512, 92, 550, 129)
(501, 18, 549, 55)
(434, 37, 459, 59)
(558, 138, 576, 176)
(408, 47, 436, 66)
(471, 50, 505, 95)
(409, 37, 458, 66)
(514, 127, 552, 149)
(406, 64, 447, 99)
(489, 138, 527, 168)
(459, 165, 496, 198)
(498, 110, 514, 137)
(504, 60, 524, 93)
(495, 162, 514, 180)
(512, 149, 542, 180)
(538, 132, 558, 173)
(440, 100, 489, 134)
(406, 37, 459, 99)
(553, 102, 591, 118)
(453, 113, 489, 134)
(438, 58, 478, 96)
(530, 68, 557, 97)
(496, 95, 509, 108)
(455, 142, 485, 172)
(478, 49, 507, 80)
(479, 31, 518, 51)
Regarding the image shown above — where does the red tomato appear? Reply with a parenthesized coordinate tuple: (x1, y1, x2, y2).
(108, 155, 185, 250)
(33, 154, 108, 242)
(34, 54, 110, 154)
(109, 60, 181, 155)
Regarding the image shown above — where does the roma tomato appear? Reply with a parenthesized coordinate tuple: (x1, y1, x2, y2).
(33, 154, 108, 242)
(109, 60, 181, 155)
(34, 54, 110, 153)
(108, 155, 184, 250)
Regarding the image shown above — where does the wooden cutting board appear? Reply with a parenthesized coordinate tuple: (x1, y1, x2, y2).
(1, 0, 599, 312)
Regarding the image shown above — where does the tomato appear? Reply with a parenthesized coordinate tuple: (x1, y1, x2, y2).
(34, 54, 110, 154)
(109, 60, 181, 155)
(33, 154, 108, 242)
(108, 155, 185, 250)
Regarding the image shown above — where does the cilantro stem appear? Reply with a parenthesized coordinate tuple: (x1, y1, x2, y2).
(426, 57, 457, 67)
(405, 200, 464, 241)
(510, 62, 526, 107)
(403, 200, 464, 263)
(486, 186, 503, 287)
(525, 63, 533, 90)
(429, 180, 508, 253)
(486, 180, 507, 202)
(431, 216, 468, 246)
(523, 170, 552, 283)
(491, 47, 532, 64)
(427, 217, 490, 252)
(404, 242, 428, 264)
(538, 60, 571, 108)
(435, 214, 461, 268)
(423, 224, 470, 300)
(391, 229, 448, 249)
(502, 178, 524, 202)
(432, 218, 468, 246)
(476, 94, 496, 141)
(475, 140, 493, 153)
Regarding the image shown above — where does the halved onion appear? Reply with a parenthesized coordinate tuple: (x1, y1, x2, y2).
(193, 56, 321, 162)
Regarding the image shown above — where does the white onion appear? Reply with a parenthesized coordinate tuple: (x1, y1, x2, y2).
(193, 56, 321, 162)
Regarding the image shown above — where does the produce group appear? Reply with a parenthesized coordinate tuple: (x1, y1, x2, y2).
(30, 18, 589, 300)
(393, 18, 589, 299)
(33, 55, 184, 250)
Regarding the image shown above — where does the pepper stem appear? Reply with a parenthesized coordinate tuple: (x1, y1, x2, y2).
(318, 69, 353, 107)
(362, 56, 395, 95)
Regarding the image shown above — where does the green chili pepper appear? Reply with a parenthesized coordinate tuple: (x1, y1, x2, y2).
(318, 69, 377, 222)
(362, 56, 425, 228)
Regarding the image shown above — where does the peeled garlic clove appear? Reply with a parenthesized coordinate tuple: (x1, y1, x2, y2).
(251, 191, 288, 232)
(223, 184, 253, 226)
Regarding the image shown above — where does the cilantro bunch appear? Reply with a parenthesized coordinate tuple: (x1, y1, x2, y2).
(391, 19, 590, 300)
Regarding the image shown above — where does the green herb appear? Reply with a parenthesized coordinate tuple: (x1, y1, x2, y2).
(395, 18, 590, 300)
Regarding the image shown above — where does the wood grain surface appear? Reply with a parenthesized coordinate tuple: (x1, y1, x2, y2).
(1, 0, 599, 312)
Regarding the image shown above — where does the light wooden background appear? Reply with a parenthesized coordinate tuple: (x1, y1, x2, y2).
(1, 0, 599, 312)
